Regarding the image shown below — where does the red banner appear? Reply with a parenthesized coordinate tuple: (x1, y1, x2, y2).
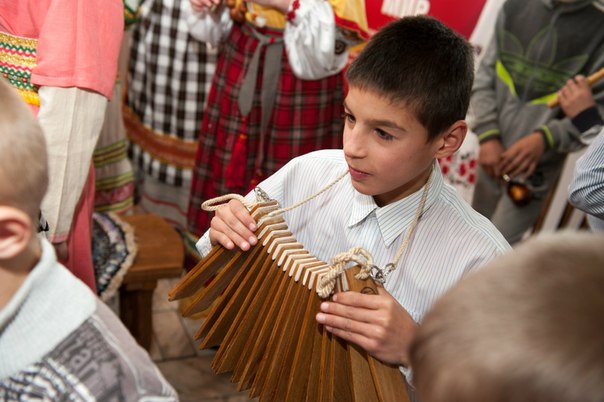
(366, 0, 487, 39)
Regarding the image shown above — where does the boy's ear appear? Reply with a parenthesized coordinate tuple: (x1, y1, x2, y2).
(434, 120, 467, 159)
(0, 207, 33, 260)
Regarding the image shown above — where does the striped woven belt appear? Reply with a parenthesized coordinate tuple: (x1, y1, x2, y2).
(0, 31, 39, 106)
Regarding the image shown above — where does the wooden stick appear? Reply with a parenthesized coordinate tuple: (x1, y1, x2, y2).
(548, 67, 604, 108)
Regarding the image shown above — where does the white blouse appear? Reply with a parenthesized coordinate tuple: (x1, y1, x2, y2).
(184, 0, 349, 80)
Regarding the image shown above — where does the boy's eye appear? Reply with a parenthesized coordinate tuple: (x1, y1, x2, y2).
(376, 128, 394, 141)
(342, 112, 355, 124)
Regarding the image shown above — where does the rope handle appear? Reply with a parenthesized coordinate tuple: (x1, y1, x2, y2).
(201, 194, 254, 212)
(201, 171, 349, 218)
(316, 170, 433, 298)
(263, 170, 349, 220)
(317, 247, 374, 299)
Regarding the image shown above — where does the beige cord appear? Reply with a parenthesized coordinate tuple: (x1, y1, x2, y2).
(201, 193, 253, 212)
(317, 171, 433, 298)
(199, 167, 434, 299)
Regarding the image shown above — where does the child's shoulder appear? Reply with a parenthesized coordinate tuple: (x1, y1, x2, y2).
(293, 149, 346, 165)
(437, 184, 511, 251)
(282, 149, 347, 177)
(259, 149, 349, 202)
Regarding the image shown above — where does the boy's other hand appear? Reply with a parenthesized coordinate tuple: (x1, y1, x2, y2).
(558, 75, 594, 119)
(478, 139, 505, 178)
(209, 199, 258, 251)
(499, 131, 545, 180)
(316, 286, 416, 366)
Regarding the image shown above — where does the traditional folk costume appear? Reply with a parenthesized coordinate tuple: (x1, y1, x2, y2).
(124, 0, 218, 230)
(0, 0, 124, 292)
(93, 0, 142, 216)
(185, 0, 369, 250)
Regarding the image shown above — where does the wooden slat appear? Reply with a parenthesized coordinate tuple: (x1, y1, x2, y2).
(167, 246, 234, 301)
(260, 281, 306, 401)
(197, 247, 269, 349)
(284, 287, 321, 401)
(345, 267, 409, 402)
(210, 250, 271, 372)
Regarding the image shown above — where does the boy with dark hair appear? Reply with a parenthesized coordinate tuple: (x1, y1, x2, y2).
(0, 79, 177, 400)
(410, 231, 604, 402)
(197, 15, 510, 386)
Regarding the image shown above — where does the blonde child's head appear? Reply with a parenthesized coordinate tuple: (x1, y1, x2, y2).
(0, 79, 48, 223)
(410, 231, 604, 402)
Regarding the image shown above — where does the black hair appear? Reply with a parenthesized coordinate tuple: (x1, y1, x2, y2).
(346, 15, 474, 141)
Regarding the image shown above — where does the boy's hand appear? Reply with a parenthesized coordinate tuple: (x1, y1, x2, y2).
(316, 286, 416, 366)
(558, 75, 594, 119)
(209, 199, 258, 251)
(478, 139, 505, 178)
(190, 0, 220, 12)
(499, 131, 545, 180)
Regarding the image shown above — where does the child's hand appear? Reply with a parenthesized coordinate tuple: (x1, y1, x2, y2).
(190, 0, 221, 12)
(558, 75, 595, 118)
(316, 286, 416, 366)
(499, 131, 545, 180)
(209, 199, 258, 251)
(478, 139, 505, 178)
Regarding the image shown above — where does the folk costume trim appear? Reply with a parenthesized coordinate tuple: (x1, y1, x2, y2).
(237, 0, 369, 43)
(123, 105, 198, 170)
(0, 32, 39, 106)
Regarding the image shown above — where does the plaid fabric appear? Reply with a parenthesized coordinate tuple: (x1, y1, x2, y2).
(125, 0, 217, 188)
(186, 22, 345, 238)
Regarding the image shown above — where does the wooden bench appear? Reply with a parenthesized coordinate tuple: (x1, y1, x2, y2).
(119, 213, 184, 350)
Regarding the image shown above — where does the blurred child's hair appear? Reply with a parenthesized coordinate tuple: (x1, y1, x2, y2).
(346, 16, 474, 141)
(0, 79, 48, 221)
(410, 231, 604, 402)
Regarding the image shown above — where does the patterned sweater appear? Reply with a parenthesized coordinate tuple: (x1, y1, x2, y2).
(0, 238, 177, 401)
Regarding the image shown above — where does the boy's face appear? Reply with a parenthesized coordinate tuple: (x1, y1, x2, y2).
(343, 86, 442, 206)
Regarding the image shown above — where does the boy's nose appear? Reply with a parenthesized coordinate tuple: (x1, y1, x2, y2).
(343, 128, 366, 158)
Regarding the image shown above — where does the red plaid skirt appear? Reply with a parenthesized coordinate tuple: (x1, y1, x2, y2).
(187, 22, 345, 237)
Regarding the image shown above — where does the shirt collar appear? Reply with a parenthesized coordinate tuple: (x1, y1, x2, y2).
(347, 162, 444, 246)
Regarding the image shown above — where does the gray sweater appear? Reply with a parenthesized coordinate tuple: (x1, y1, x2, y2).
(0, 238, 178, 401)
(471, 0, 604, 177)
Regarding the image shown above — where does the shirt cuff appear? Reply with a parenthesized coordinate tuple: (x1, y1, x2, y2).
(571, 106, 604, 133)
(476, 129, 502, 144)
(195, 231, 213, 258)
(537, 126, 554, 149)
(286, 0, 302, 24)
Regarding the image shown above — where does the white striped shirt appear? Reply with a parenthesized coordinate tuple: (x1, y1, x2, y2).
(569, 128, 604, 231)
(197, 149, 511, 322)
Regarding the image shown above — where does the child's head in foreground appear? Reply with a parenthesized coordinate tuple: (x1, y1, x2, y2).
(410, 231, 604, 402)
(343, 16, 474, 206)
(0, 78, 48, 259)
